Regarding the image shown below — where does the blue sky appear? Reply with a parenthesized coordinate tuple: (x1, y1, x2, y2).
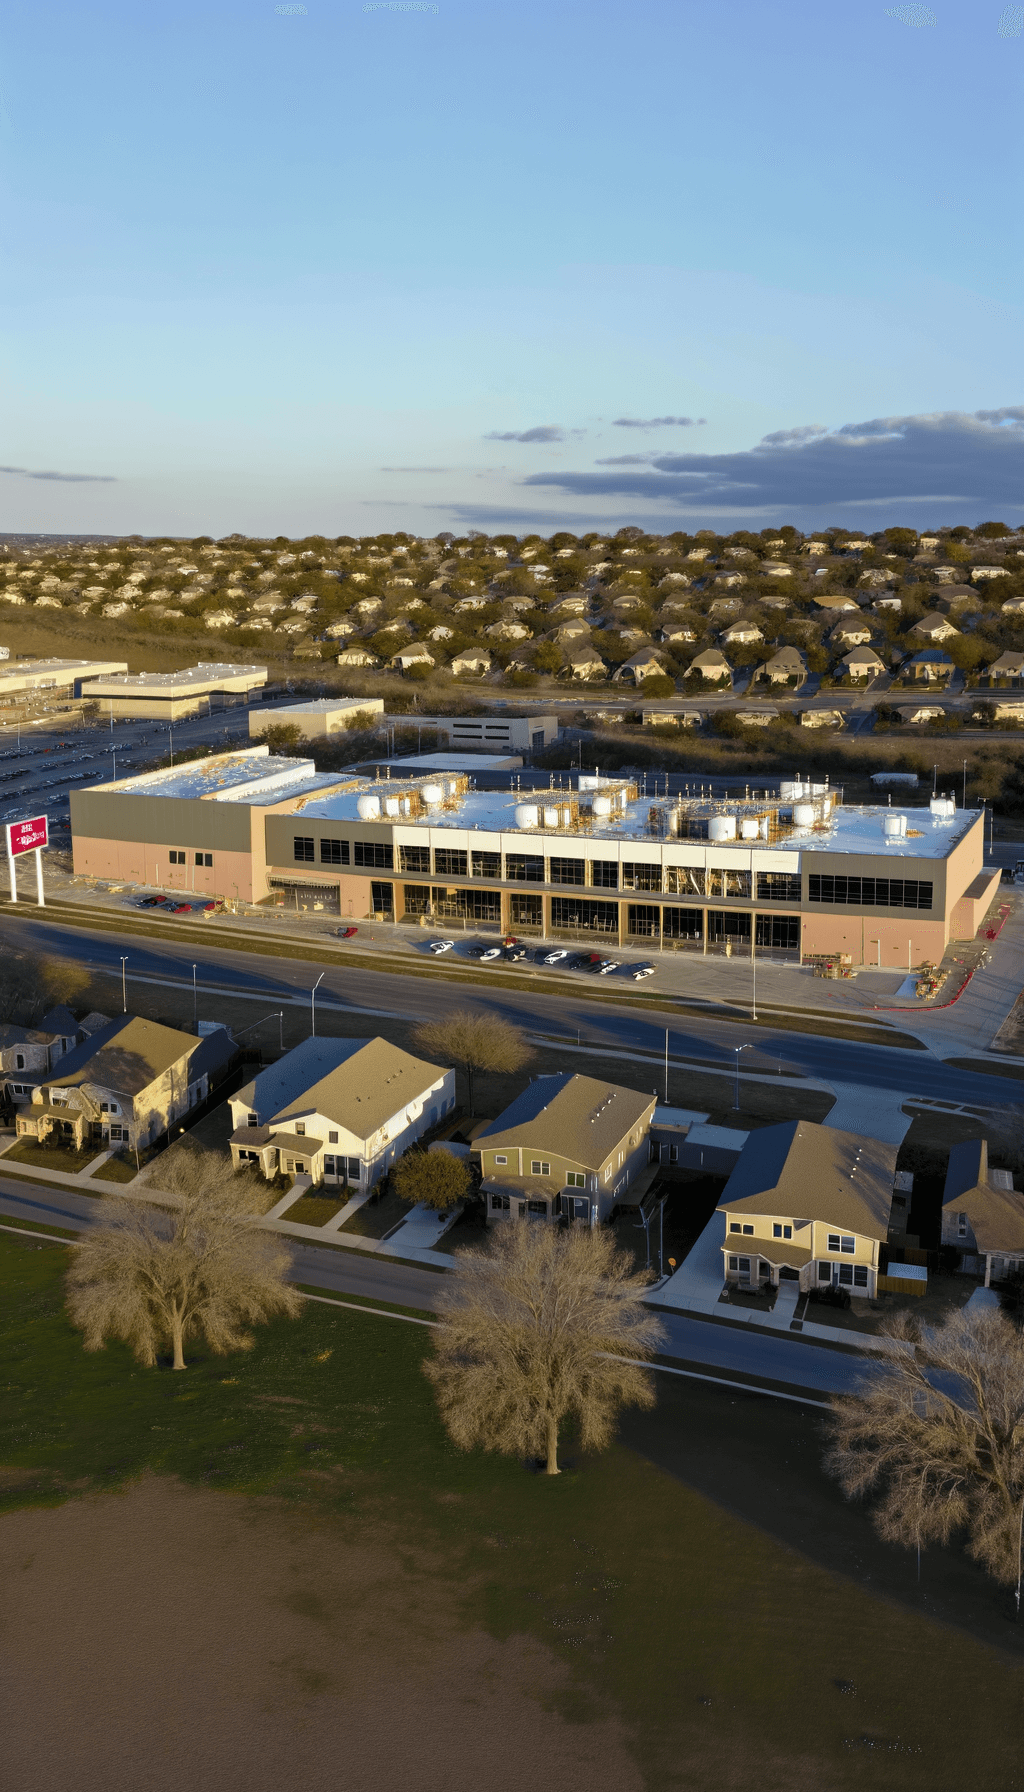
(1, 0, 1021, 536)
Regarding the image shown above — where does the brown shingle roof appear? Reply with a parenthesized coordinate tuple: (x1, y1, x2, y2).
(477, 1074, 654, 1172)
(719, 1120, 896, 1241)
(943, 1139, 1024, 1255)
(42, 1016, 200, 1099)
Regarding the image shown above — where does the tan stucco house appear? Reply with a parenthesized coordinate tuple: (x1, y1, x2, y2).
(16, 1015, 226, 1151)
(941, 1139, 1024, 1286)
(476, 1073, 656, 1224)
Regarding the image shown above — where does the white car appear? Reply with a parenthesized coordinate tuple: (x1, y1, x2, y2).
(429, 939, 454, 954)
(597, 959, 620, 975)
(480, 945, 502, 960)
(632, 964, 656, 980)
(542, 948, 569, 965)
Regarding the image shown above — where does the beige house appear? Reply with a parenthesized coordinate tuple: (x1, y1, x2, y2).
(0, 1005, 80, 1101)
(986, 651, 1024, 683)
(612, 649, 668, 685)
(971, 566, 1010, 583)
(566, 649, 606, 681)
(840, 645, 886, 680)
(230, 1036, 455, 1190)
(941, 1139, 1024, 1285)
(476, 1072, 656, 1224)
(720, 619, 762, 645)
(450, 649, 491, 676)
(16, 1015, 224, 1151)
(389, 645, 436, 671)
(829, 615, 872, 647)
(719, 1119, 898, 1296)
(910, 612, 959, 643)
(760, 646, 805, 685)
(690, 648, 731, 684)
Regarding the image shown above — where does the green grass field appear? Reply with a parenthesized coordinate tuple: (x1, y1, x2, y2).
(2, 1231, 1022, 1789)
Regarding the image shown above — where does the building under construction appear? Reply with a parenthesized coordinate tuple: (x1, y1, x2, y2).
(69, 750, 998, 966)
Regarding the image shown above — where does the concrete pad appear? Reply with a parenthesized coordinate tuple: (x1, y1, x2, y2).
(821, 1083, 914, 1146)
(648, 1207, 725, 1307)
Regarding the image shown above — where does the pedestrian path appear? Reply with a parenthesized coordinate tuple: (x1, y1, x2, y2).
(821, 1083, 915, 1145)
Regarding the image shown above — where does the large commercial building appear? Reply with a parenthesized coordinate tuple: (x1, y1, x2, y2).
(383, 712, 558, 753)
(70, 750, 996, 962)
(78, 663, 267, 721)
(0, 657, 128, 704)
(249, 696, 384, 741)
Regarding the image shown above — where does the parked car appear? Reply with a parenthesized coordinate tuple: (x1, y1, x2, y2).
(467, 944, 487, 958)
(138, 895, 162, 907)
(200, 900, 222, 914)
(542, 948, 569, 965)
(170, 903, 192, 915)
(337, 925, 358, 939)
(631, 963, 656, 980)
(504, 944, 528, 961)
(597, 959, 620, 975)
(429, 939, 454, 954)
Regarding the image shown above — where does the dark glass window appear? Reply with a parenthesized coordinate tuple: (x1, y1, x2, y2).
(434, 848, 467, 877)
(194, 852, 213, 868)
(662, 907, 703, 940)
(756, 914, 800, 949)
(320, 838, 350, 865)
(505, 853, 545, 882)
(402, 884, 431, 915)
(622, 862, 662, 892)
(550, 897, 618, 933)
(590, 860, 619, 888)
(399, 844, 430, 874)
(756, 872, 801, 902)
(354, 841, 393, 869)
(807, 875, 932, 910)
(471, 850, 501, 879)
(293, 837, 314, 862)
(707, 910, 751, 942)
(370, 879, 394, 915)
(549, 856, 585, 885)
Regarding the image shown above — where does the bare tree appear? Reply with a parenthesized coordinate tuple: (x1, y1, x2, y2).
(66, 1148, 301, 1371)
(425, 1221, 665, 1475)
(825, 1306, 1024, 1608)
(413, 1008, 532, 1114)
(392, 1145, 472, 1213)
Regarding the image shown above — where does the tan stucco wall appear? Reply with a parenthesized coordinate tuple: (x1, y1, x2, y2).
(72, 835, 258, 902)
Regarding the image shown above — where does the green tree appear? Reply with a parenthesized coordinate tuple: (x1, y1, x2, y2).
(425, 1221, 665, 1475)
(392, 1146, 472, 1212)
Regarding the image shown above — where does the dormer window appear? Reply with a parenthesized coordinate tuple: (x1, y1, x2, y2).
(247, 1112, 258, 1128)
(295, 1123, 305, 1136)
(15, 1054, 24, 1070)
(958, 1213, 968, 1238)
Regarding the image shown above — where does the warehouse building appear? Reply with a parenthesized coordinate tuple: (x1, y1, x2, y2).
(383, 712, 558, 752)
(78, 663, 267, 721)
(249, 696, 384, 741)
(0, 657, 128, 704)
(70, 751, 997, 963)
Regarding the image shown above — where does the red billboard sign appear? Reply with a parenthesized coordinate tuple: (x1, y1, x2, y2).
(7, 816, 48, 856)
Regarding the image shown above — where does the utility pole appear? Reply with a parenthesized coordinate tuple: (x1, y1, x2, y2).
(120, 955, 128, 1013)
(192, 963, 198, 1034)
(311, 972, 325, 1036)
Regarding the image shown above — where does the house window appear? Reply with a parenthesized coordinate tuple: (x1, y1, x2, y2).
(737, 1257, 750, 1274)
(109, 1126, 123, 1141)
(759, 1261, 771, 1278)
(827, 1233, 856, 1254)
(838, 1264, 854, 1286)
(237, 1149, 259, 1163)
(491, 1193, 510, 1211)
(527, 1199, 547, 1216)
(15, 1054, 24, 1070)
(295, 1123, 305, 1136)
(169, 850, 186, 865)
(854, 1265, 868, 1287)
(730, 1221, 741, 1233)
(818, 1262, 832, 1281)
(742, 1224, 754, 1235)
(294, 837, 314, 862)
(566, 1172, 586, 1188)
(195, 852, 213, 867)
(329, 1130, 338, 1144)
(958, 1213, 968, 1237)
(531, 1160, 550, 1175)
(346, 1157, 360, 1180)
(772, 1223, 792, 1240)
(494, 1154, 508, 1165)
(320, 839, 350, 865)
(323, 1154, 337, 1175)
(247, 1112, 258, 1128)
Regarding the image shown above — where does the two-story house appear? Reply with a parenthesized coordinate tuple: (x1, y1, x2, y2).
(476, 1073, 656, 1225)
(718, 1119, 898, 1297)
(17, 1015, 225, 1151)
(941, 1138, 1024, 1286)
(228, 1036, 455, 1189)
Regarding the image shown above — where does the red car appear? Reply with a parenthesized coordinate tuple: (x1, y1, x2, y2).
(337, 925, 358, 939)
(171, 903, 192, 915)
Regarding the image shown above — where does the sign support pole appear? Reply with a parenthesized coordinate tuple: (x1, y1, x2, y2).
(35, 847, 44, 908)
(6, 834, 17, 904)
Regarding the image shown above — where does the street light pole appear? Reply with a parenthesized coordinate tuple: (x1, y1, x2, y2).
(664, 1027, 669, 1104)
(120, 955, 128, 1013)
(733, 1043, 750, 1110)
(192, 963, 197, 1034)
(310, 972, 325, 1036)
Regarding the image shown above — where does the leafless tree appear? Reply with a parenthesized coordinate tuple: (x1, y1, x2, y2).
(392, 1145, 472, 1212)
(66, 1147, 301, 1371)
(425, 1220, 665, 1475)
(825, 1305, 1024, 1609)
(413, 1008, 532, 1114)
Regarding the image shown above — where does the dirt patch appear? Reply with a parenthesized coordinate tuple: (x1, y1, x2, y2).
(0, 1476, 645, 1792)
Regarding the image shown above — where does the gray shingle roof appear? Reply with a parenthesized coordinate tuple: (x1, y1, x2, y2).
(719, 1119, 897, 1241)
(476, 1073, 654, 1171)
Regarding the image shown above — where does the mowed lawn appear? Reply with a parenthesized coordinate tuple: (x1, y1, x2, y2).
(2, 1231, 1022, 1791)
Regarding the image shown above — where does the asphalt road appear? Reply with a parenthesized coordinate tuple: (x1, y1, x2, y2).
(4, 910, 1020, 1107)
(0, 1176, 869, 1397)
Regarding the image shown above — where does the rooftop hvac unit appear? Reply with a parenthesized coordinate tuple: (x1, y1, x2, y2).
(930, 795, 955, 819)
(883, 812, 908, 840)
(420, 783, 444, 805)
(514, 803, 539, 829)
(708, 814, 736, 842)
(793, 803, 815, 827)
(356, 794, 381, 821)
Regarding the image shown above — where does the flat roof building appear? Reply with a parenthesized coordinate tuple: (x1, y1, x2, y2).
(383, 713, 558, 752)
(0, 658, 129, 704)
(78, 663, 267, 721)
(70, 751, 997, 963)
(249, 697, 384, 741)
